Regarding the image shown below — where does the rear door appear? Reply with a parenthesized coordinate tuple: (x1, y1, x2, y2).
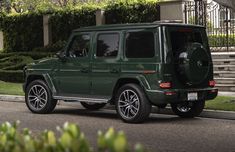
(91, 31, 121, 98)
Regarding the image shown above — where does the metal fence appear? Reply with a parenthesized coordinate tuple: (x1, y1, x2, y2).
(184, 0, 235, 52)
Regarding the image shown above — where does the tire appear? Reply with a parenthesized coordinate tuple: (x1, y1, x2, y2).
(171, 100, 205, 118)
(115, 83, 151, 123)
(25, 80, 57, 114)
(176, 42, 210, 86)
(80, 102, 106, 110)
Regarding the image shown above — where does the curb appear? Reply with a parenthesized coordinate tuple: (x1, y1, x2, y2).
(0, 94, 234, 120)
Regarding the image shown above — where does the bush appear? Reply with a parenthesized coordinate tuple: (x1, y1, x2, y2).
(0, 52, 54, 82)
(32, 40, 67, 52)
(49, 7, 97, 43)
(0, 13, 43, 52)
(0, 55, 33, 70)
(0, 1, 160, 53)
(208, 34, 235, 47)
(105, 0, 160, 24)
(0, 122, 146, 152)
(0, 52, 54, 60)
(0, 70, 23, 82)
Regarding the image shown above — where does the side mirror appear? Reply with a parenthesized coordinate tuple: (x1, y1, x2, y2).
(56, 51, 66, 62)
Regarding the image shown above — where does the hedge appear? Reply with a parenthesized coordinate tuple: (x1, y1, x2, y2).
(0, 52, 53, 82)
(105, 1, 160, 24)
(0, 122, 146, 152)
(0, 52, 54, 60)
(49, 7, 97, 43)
(0, 1, 160, 53)
(0, 13, 43, 52)
(208, 34, 235, 47)
(0, 70, 23, 82)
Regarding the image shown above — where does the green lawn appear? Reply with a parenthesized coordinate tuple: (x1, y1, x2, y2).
(0, 81, 234, 111)
(0, 81, 24, 96)
(206, 96, 235, 111)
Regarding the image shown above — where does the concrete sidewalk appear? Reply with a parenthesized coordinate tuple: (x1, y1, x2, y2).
(0, 94, 234, 120)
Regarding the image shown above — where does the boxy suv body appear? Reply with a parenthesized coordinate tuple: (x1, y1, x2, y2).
(23, 23, 217, 123)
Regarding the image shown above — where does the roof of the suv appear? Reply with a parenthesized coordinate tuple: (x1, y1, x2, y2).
(74, 22, 205, 32)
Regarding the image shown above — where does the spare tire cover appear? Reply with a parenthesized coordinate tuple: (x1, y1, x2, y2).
(177, 42, 210, 85)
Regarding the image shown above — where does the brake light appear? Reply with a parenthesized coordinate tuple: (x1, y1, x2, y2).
(160, 82, 171, 89)
(209, 80, 216, 87)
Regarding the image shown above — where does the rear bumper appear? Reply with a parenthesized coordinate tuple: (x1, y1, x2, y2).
(146, 88, 218, 105)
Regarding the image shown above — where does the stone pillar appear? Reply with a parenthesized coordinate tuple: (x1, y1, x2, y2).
(96, 10, 105, 25)
(0, 31, 3, 50)
(43, 15, 52, 46)
(159, 0, 192, 23)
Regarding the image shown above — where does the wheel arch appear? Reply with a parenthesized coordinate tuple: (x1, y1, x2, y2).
(110, 76, 150, 104)
(24, 74, 56, 95)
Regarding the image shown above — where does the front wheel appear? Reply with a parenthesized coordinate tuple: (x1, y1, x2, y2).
(171, 100, 205, 118)
(115, 83, 151, 123)
(80, 102, 106, 110)
(25, 80, 57, 114)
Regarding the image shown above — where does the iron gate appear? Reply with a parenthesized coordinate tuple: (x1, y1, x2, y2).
(184, 0, 235, 52)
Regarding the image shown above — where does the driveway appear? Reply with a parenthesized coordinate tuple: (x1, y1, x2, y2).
(0, 101, 234, 152)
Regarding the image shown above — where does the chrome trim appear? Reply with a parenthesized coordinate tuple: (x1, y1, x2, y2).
(146, 89, 164, 93)
(53, 96, 109, 103)
(60, 69, 82, 72)
(27, 69, 50, 71)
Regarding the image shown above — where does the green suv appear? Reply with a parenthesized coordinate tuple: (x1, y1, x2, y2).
(23, 23, 218, 123)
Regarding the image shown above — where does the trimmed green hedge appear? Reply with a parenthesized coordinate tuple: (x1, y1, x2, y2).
(0, 55, 33, 70)
(0, 1, 160, 52)
(0, 13, 43, 52)
(0, 52, 53, 82)
(0, 122, 146, 152)
(105, 1, 160, 24)
(49, 7, 97, 43)
(0, 52, 54, 60)
(0, 70, 23, 82)
(208, 34, 235, 47)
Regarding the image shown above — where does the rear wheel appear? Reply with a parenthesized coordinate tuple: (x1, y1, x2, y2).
(115, 83, 151, 123)
(25, 80, 57, 114)
(80, 102, 106, 110)
(171, 100, 205, 118)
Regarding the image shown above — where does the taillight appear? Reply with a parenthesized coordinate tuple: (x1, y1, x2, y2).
(160, 82, 171, 89)
(209, 80, 216, 87)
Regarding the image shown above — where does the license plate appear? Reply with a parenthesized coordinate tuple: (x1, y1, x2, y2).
(187, 92, 198, 101)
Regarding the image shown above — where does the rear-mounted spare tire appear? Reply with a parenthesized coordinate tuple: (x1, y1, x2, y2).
(176, 42, 210, 86)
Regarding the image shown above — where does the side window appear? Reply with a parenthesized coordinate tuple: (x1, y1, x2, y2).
(96, 33, 119, 57)
(68, 34, 90, 58)
(125, 31, 155, 58)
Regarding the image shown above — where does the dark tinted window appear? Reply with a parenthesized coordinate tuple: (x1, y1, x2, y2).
(97, 33, 119, 57)
(170, 30, 203, 52)
(68, 34, 90, 58)
(125, 32, 155, 58)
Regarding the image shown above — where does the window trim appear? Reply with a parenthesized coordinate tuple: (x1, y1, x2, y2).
(94, 32, 120, 59)
(124, 30, 156, 59)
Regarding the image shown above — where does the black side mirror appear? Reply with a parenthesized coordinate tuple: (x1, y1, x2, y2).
(56, 51, 66, 62)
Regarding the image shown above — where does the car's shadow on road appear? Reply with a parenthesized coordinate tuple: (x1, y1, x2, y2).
(52, 108, 201, 123)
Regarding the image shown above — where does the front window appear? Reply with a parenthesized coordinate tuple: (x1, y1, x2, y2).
(68, 34, 90, 58)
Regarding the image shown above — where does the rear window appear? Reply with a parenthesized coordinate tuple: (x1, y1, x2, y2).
(125, 31, 155, 58)
(170, 29, 203, 52)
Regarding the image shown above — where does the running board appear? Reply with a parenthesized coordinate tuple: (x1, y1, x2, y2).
(53, 96, 109, 103)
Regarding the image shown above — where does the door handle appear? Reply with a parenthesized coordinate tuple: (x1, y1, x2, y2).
(81, 68, 89, 73)
(110, 69, 119, 73)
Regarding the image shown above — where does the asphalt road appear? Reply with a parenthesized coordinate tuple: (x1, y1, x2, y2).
(0, 101, 235, 152)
